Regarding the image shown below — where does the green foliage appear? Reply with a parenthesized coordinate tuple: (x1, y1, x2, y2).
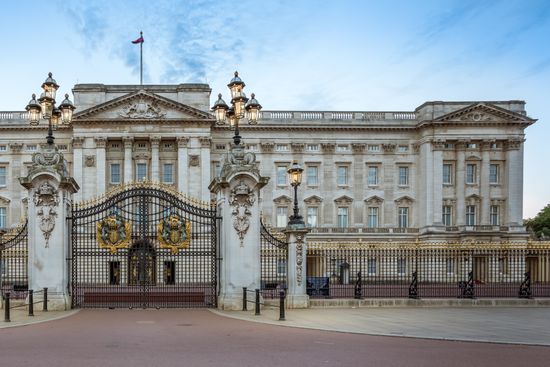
(525, 204, 550, 239)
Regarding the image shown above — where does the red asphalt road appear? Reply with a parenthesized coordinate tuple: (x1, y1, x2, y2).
(0, 309, 548, 367)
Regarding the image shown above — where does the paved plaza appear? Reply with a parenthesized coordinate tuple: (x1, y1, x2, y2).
(1, 307, 549, 367)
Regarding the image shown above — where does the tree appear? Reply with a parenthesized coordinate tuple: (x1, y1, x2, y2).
(524, 204, 550, 239)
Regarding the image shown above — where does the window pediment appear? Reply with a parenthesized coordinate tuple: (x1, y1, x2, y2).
(334, 195, 353, 204)
(364, 195, 384, 205)
(304, 195, 323, 204)
(273, 195, 292, 205)
(394, 195, 414, 205)
(0, 195, 10, 205)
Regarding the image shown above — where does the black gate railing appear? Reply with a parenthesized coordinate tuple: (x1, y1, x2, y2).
(260, 221, 288, 298)
(70, 183, 218, 309)
(0, 221, 28, 300)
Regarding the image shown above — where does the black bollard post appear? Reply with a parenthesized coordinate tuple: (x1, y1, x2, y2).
(4, 292, 10, 322)
(43, 288, 48, 311)
(255, 289, 260, 316)
(28, 290, 34, 317)
(279, 291, 285, 321)
(242, 287, 247, 311)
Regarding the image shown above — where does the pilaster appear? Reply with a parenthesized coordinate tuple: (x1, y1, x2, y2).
(480, 140, 492, 225)
(284, 228, 309, 308)
(95, 137, 107, 195)
(455, 141, 466, 226)
(505, 138, 524, 227)
(71, 137, 84, 202)
(123, 137, 134, 184)
(177, 137, 189, 193)
(151, 136, 161, 183)
(200, 136, 211, 201)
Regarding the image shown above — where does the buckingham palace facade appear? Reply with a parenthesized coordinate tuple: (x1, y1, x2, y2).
(0, 82, 535, 243)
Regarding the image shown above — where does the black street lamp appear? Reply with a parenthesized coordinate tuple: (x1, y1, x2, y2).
(211, 71, 262, 146)
(287, 161, 305, 227)
(25, 72, 75, 145)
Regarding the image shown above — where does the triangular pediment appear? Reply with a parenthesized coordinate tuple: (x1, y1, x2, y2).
(73, 90, 213, 121)
(273, 195, 292, 205)
(304, 195, 323, 204)
(364, 195, 384, 205)
(334, 195, 353, 204)
(434, 103, 535, 124)
(394, 195, 414, 205)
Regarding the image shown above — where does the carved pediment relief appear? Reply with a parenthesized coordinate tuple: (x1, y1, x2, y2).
(0, 195, 10, 205)
(73, 90, 213, 121)
(304, 195, 323, 204)
(273, 195, 292, 205)
(435, 103, 535, 124)
(394, 195, 414, 205)
(334, 195, 353, 204)
(364, 195, 384, 205)
(466, 194, 480, 204)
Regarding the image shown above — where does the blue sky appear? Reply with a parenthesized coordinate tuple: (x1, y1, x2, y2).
(2, 0, 549, 218)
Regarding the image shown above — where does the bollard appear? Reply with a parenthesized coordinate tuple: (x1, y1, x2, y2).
(4, 292, 10, 322)
(255, 289, 260, 316)
(43, 288, 48, 311)
(279, 291, 285, 321)
(28, 290, 34, 317)
(242, 287, 247, 311)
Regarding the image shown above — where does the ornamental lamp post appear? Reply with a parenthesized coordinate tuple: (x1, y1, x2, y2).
(287, 161, 305, 227)
(25, 72, 75, 145)
(211, 71, 262, 146)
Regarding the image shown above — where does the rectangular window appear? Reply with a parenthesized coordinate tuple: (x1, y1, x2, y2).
(397, 145, 408, 153)
(215, 144, 226, 150)
(306, 166, 319, 186)
(444, 143, 454, 149)
(490, 205, 499, 226)
(397, 258, 407, 276)
(307, 207, 318, 228)
(367, 166, 378, 185)
(367, 207, 378, 228)
(276, 166, 287, 186)
(306, 144, 319, 152)
(336, 145, 350, 152)
(164, 261, 176, 285)
(367, 145, 380, 152)
(466, 164, 477, 184)
(398, 166, 409, 186)
(490, 164, 499, 184)
(367, 258, 377, 276)
(110, 164, 120, 184)
(0, 207, 6, 228)
(442, 206, 452, 226)
(337, 207, 348, 228)
(26, 145, 37, 151)
(398, 207, 409, 228)
(467, 143, 477, 149)
(443, 164, 452, 184)
(276, 206, 287, 227)
(337, 166, 348, 185)
(466, 205, 476, 226)
(136, 163, 147, 181)
(275, 144, 289, 152)
(0, 166, 6, 186)
(163, 163, 174, 184)
(277, 259, 287, 276)
(0, 146, 6, 152)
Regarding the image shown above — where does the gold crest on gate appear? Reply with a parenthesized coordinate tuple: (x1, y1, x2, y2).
(157, 213, 191, 254)
(96, 208, 132, 254)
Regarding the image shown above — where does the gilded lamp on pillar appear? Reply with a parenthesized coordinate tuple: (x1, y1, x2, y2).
(287, 161, 305, 227)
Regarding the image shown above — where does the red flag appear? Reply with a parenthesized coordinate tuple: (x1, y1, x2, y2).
(132, 35, 144, 44)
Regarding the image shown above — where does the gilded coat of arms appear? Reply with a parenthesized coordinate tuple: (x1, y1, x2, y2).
(96, 208, 132, 254)
(157, 213, 191, 254)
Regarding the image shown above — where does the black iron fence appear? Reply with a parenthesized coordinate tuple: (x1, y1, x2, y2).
(307, 243, 550, 299)
(260, 222, 288, 298)
(0, 221, 28, 300)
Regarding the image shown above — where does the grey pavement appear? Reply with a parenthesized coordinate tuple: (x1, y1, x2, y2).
(213, 306, 550, 346)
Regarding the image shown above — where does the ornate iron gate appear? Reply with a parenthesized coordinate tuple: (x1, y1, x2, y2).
(260, 221, 288, 298)
(0, 221, 28, 300)
(70, 183, 218, 308)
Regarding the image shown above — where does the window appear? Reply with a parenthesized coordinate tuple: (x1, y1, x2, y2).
(443, 164, 452, 184)
(367, 145, 380, 152)
(306, 144, 319, 152)
(307, 207, 318, 228)
(0, 207, 6, 228)
(276, 166, 287, 186)
(467, 143, 477, 149)
(26, 145, 37, 151)
(110, 164, 121, 184)
(466, 205, 476, 226)
(337, 207, 348, 228)
(337, 166, 348, 185)
(246, 144, 258, 151)
(0, 146, 6, 152)
(0, 166, 6, 186)
(275, 144, 289, 152)
(444, 143, 454, 149)
(137, 142, 147, 149)
(446, 258, 455, 274)
(398, 207, 409, 228)
(111, 143, 120, 149)
(397, 145, 408, 153)
(136, 163, 147, 181)
(163, 163, 174, 184)
(442, 206, 452, 226)
(397, 258, 407, 276)
(306, 166, 319, 186)
(466, 164, 477, 184)
(398, 166, 409, 186)
(163, 143, 173, 149)
(367, 166, 378, 186)
(367, 207, 378, 228)
(367, 258, 377, 276)
(215, 144, 226, 150)
(277, 259, 287, 276)
(491, 142, 499, 149)
(276, 206, 287, 227)
(336, 145, 350, 152)
(490, 205, 499, 226)
(490, 164, 499, 184)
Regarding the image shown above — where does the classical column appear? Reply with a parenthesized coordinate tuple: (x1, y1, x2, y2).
(480, 141, 492, 225)
(177, 137, 189, 193)
(432, 140, 445, 227)
(285, 228, 309, 308)
(506, 138, 524, 226)
(455, 141, 466, 226)
(71, 137, 84, 202)
(8, 143, 23, 222)
(151, 136, 161, 183)
(199, 136, 211, 202)
(123, 137, 134, 183)
(95, 137, 107, 196)
(351, 144, 366, 226)
(321, 143, 335, 225)
(420, 141, 433, 228)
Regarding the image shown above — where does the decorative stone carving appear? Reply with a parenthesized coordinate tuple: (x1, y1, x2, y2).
(94, 137, 107, 149)
(33, 182, 59, 247)
(177, 136, 190, 148)
(411, 143, 420, 153)
(260, 142, 274, 153)
(85, 155, 96, 167)
(150, 136, 161, 148)
(218, 144, 259, 180)
(273, 195, 292, 205)
(71, 137, 85, 149)
(334, 195, 353, 205)
(506, 138, 523, 150)
(296, 233, 304, 286)
(431, 139, 446, 150)
(382, 143, 396, 153)
(230, 180, 256, 246)
(364, 195, 384, 205)
(304, 195, 323, 205)
(9, 143, 23, 153)
(189, 155, 200, 167)
(321, 143, 335, 153)
(459, 112, 493, 122)
(123, 137, 134, 149)
(351, 143, 366, 153)
(394, 195, 414, 206)
(119, 98, 166, 119)
(25, 144, 70, 179)
(199, 137, 211, 148)
(291, 143, 305, 153)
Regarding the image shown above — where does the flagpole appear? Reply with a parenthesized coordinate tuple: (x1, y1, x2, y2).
(140, 31, 143, 85)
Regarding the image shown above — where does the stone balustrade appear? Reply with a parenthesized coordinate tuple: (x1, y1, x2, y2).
(259, 110, 417, 122)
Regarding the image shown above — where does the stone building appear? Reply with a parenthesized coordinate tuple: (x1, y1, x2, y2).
(0, 82, 535, 243)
